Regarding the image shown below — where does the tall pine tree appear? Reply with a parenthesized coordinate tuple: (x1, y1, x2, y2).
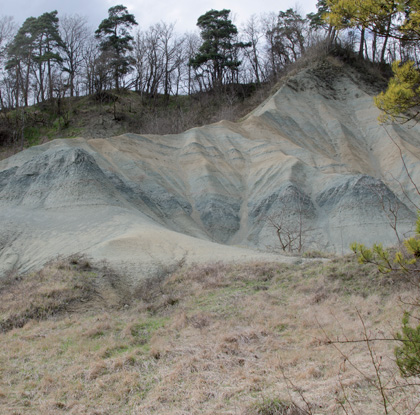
(189, 9, 249, 90)
(32, 11, 64, 101)
(6, 17, 37, 107)
(95, 5, 138, 91)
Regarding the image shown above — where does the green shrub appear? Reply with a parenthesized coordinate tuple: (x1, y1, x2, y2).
(23, 126, 41, 145)
(395, 312, 420, 377)
(352, 214, 420, 377)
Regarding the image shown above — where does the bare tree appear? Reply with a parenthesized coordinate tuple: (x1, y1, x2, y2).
(262, 12, 281, 77)
(0, 16, 16, 110)
(183, 32, 202, 94)
(133, 22, 185, 100)
(366, 180, 406, 245)
(156, 22, 184, 99)
(60, 14, 90, 97)
(264, 186, 314, 253)
(241, 15, 265, 84)
(0, 16, 15, 59)
(143, 25, 165, 97)
(81, 35, 101, 95)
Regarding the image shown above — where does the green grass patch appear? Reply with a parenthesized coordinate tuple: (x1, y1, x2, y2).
(103, 344, 130, 358)
(130, 316, 169, 349)
(23, 126, 41, 146)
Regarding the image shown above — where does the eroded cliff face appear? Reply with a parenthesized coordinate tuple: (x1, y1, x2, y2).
(1, 57, 419, 277)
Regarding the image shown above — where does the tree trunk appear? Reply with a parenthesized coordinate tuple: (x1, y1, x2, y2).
(115, 68, 119, 91)
(70, 66, 74, 97)
(359, 27, 365, 58)
(24, 61, 31, 107)
(20, 108, 25, 150)
(15, 64, 20, 109)
(48, 58, 53, 100)
(381, 18, 392, 63)
(327, 26, 336, 45)
(372, 32, 377, 62)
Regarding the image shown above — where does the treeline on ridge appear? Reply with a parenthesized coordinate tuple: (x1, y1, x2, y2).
(0, 1, 419, 147)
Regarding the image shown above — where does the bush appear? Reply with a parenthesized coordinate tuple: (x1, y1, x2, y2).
(395, 312, 420, 377)
(352, 215, 420, 378)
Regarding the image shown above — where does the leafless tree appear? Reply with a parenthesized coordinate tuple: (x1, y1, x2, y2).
(241, 15, 265, 84)
(183, 32, 202, 94)
(156, 22, 184, 98)
(261, 12, 281, 78)
(366, 181, 405, 245)
(0, 16, 16, 110)
(81, 35, 101, 95)
(133, 22, 186, 100)
(0, 16, 15, 59)
(142, 25, 165, 97)
(133, 30, 147, 94)
(264, 186, 314, 253)
(60, 14, 90, 97)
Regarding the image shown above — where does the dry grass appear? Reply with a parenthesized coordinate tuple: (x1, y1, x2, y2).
(0, 255, 418, 414)
(0, 255, 131, 333)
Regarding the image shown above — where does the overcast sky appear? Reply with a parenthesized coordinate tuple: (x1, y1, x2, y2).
(2, 0, 317, 33)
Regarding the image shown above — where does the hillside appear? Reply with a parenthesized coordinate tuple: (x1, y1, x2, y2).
(1, 55, 420, 277)
(1, 52, 420, 414)
(0, 84, 263, 152)
(0, 255, 417, 414)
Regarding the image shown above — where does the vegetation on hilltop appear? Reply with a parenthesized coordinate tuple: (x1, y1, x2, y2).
(325, 0, 420, 123)
(0, 0, 418, 151)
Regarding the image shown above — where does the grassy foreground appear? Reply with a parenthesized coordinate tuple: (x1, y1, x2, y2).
(0, 255, 418, 414)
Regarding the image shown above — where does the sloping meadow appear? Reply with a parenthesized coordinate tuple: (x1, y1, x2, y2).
(0, 255, 418, 414)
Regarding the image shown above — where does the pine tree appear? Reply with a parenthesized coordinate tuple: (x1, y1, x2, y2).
(32, 11, 64, 101)
(189, 9, 249, 90)
(95, 5, 138, 90)
(271, 8, 307, 64)
(6, 11, 64, 104)
(375, 60, 420, 122)
(6, 17, 37, 107)
(324, 0, 420, 118)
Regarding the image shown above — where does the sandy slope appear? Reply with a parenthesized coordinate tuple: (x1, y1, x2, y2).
(1, 57, 420, 278)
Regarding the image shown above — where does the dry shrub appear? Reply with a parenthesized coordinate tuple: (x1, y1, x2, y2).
(170, 311, 188, 331)
(0, 270, 95, 332)
(132, 257, 186, 309)
(247, 398, 307, 415)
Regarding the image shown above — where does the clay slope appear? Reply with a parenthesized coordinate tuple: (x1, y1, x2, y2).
(1, 57, 419, 277)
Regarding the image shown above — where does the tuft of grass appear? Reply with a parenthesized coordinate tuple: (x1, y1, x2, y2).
(248, 398, 306, 415)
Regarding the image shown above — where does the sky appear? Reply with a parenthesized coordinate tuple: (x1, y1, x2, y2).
(1, 0, 317, 33)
